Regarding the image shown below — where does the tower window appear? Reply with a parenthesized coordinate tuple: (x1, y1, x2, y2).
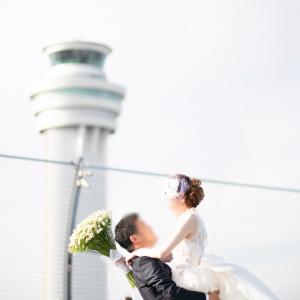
(49, 50, 105, 68)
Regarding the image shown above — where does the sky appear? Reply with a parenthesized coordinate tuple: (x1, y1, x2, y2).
(0, 0, 300, 190)
(0, 1, 299, 299)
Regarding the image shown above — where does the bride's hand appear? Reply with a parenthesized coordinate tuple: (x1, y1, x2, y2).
(208, 291, 220, 300)
(126, 253, 137, 266)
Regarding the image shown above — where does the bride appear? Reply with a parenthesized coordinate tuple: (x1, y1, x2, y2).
(125, 174, 279, 300)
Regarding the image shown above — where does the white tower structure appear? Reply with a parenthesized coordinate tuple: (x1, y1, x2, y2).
(29, 41, 125, 300)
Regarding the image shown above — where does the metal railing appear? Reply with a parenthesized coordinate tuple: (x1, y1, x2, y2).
(0, 153, 299, 300)
(1, 154, 299, 194)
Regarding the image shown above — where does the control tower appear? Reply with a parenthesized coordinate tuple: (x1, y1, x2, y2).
(29, 41, 125, 300)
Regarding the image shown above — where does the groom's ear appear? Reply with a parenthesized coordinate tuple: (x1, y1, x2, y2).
(129, 235, 139, 245)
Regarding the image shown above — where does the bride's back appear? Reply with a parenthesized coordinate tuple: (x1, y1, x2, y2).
(172, 208, 207, 268)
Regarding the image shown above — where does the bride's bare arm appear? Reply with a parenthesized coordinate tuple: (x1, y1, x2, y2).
(162, 252, 173, 262)
(126, 214, 198, 265)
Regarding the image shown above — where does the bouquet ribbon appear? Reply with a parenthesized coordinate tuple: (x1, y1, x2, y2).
(100, 249, 134, 300)
(100, 249, 131, 274)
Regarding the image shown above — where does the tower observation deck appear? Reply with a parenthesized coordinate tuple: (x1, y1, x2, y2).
(29, 41, 125, 136)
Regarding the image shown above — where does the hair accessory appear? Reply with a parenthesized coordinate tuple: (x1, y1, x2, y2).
(159, 174, 190, 200)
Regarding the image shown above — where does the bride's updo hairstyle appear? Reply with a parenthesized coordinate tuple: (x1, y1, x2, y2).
(171, 174, 205, 208)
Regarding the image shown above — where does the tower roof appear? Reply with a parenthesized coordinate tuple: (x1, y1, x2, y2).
(43, 41, 112, 56)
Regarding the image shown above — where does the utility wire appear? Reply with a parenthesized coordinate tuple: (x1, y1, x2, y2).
(1, 153, 300, 194)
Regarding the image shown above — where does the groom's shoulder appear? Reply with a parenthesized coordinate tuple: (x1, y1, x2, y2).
(132, 256, 161, 270)
(134, 256, 159, 265)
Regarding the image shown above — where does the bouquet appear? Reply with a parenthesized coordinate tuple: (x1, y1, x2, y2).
(68, 209, 137, 288)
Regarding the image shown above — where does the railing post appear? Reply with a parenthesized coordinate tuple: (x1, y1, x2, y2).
(66, 157, 83, 300)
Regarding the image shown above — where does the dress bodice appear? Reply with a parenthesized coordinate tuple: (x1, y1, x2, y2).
(172, 208, 208, 268)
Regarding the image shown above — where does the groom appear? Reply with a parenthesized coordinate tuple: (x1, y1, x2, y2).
(115, 213, 220, 300)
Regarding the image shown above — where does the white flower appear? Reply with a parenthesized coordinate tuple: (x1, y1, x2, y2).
(68, 209, 113, 254)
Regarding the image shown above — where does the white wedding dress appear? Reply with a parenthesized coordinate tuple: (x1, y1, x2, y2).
(172, 208, 279, 300)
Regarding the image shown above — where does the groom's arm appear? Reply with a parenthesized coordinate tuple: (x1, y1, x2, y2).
(137, 257, 206, 300)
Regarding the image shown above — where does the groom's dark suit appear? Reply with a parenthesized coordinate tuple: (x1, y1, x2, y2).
(132, 256, 206, 300)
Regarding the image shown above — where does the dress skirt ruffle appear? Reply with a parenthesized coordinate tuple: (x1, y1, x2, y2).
(172, 255, 278, 300)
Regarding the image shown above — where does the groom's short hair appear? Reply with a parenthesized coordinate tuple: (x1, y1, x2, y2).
(115, 213, 139, 252)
